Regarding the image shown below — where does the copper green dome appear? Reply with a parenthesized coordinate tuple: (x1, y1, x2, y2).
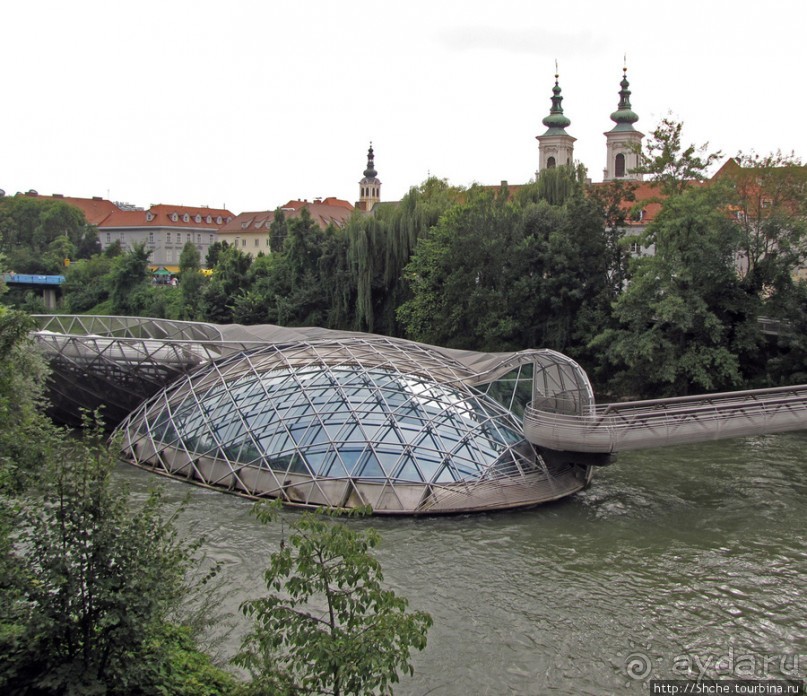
(609, 69, 639, 132)
(541, 76, 571, 135)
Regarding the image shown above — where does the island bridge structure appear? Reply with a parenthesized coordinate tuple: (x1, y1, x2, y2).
(31, 315, 807, 515)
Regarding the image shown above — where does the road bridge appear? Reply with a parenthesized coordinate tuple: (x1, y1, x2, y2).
(3, 273, 65, 309)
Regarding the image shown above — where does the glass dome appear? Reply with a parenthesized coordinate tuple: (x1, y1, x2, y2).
(119, 337, 587, 514)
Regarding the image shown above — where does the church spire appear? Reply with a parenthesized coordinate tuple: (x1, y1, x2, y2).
(603, 62, 644, 181)
(541, 69, 572, 134)
(609, 66, 640, 132)
(363, 142, 377, 178)
(536, 64, 575, 174)
(358, 141, 381, 212)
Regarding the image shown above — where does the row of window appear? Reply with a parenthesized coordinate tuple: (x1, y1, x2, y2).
(144, 212, 231, 225)
(106, 232, 215, 245)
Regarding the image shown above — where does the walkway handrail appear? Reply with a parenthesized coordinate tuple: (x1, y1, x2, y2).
(524, 384, 807, 453)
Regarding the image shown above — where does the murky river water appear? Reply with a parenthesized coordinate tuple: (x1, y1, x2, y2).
(118, 433, 807, 695)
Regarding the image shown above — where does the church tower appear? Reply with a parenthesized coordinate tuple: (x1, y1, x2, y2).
(603, 67, 644, 181)
(536, 70, 576, 175)
(358, 143, 381, 212)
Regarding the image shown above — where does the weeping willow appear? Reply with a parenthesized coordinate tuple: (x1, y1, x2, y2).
(346, 215, 379, 332)
(518, 163, 588, 207)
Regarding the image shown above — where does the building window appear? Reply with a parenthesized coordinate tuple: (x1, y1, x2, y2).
(630, 241, 640, 254)
(195, 214, 202, 223)
(209, 234, 213, 243)
(254, 238, 260, 247)
(196, 233, 201, 243)
(171, 213, 178, 222)
(206, 215, 212, 223)
(148, 232, 154, 243)
(546, 156, 556, 169)
(186, 233, 191, 243)
(242, 239, 246, 247)
(216, 216, 222, 224)
(615, 153, 626, 178)
(166, 232, 171, 243)
(146, 212, 154, 222)
(106, 232, 111, 243)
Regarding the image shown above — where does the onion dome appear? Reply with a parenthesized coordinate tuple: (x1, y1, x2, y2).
(541, 74, 572, 135)
(363, 143, 377, 179)
(609, 68, 640, 132)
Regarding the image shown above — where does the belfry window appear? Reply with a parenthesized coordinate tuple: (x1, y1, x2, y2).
(615, 153, 626, 178)
(547, 156, 556, 169)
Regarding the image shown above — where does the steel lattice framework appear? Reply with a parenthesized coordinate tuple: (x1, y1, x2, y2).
(32, 315, 594, 513)
(33, 315, 805, 513)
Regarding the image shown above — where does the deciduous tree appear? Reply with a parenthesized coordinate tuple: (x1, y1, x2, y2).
(236, 504, 432, 696)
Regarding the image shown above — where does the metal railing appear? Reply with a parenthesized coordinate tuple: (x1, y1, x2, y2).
(524, 384, 807, 453)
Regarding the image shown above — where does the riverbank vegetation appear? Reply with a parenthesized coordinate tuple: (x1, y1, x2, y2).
(5, 120, 803, 398)
(0, 299, 432, 693)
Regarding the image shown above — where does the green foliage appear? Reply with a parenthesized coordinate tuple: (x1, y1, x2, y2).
(203, 245, 253, 323)
(109, 242, 152, 315)
(205, 240, 229, 269)
(516, 163, 587, 207)
(236, 504, 432, 696)
(63, 254, 115, 312)
(398, 180, 613, 356)
(587, 178, 639, 298)
(0, 196, 99, 273)
(631, 117, 722, 196)
(269, 209, 289, 254)
(724, 151, 807, 299)
(143, 624, 237, 696)
(0, 307, 55, 494)
(1, 416, 232, 695)
(179, 242, 207, 320)
(591, 186, 758, 396)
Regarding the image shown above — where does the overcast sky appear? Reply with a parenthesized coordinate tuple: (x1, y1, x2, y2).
(2, 0, 805, 214)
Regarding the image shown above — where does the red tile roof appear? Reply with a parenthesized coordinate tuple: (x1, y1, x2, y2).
(100, 205, 234, 229)
(17, 192, 121, 226)
(220, 199, 354, 236)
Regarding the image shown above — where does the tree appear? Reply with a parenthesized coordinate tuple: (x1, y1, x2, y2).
(587, 178, 639, 298)
(591, 185, 758, 397)
(720, 151, 807, 298)
(179, 241, 206, 320)
(631, 117, 722, 196)
(62, 253, 115, 312)
(397, 185, 522, 349)
(236, 505, 432, 696)
(1, 417, 236, 694)
(0, 307, 54, 494)
(0, 196, 98, 273)
(205, 240, 229, 269)
(269, 208, 290, 253)
(109, 242, 152, 315)
(202, 245, 253, 323)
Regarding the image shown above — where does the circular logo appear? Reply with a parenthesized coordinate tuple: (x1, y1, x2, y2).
(624, 652, 652, 680)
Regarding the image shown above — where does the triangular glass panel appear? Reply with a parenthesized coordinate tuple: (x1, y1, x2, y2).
(393, 455, 423, 482)
(356, 453, 385, 479)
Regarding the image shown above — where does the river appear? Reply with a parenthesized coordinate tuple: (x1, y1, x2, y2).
(118, 432, 807, 695)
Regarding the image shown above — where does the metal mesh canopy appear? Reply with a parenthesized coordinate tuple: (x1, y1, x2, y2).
(119, 336, 589, 514)
(32, 315, 595, 428)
